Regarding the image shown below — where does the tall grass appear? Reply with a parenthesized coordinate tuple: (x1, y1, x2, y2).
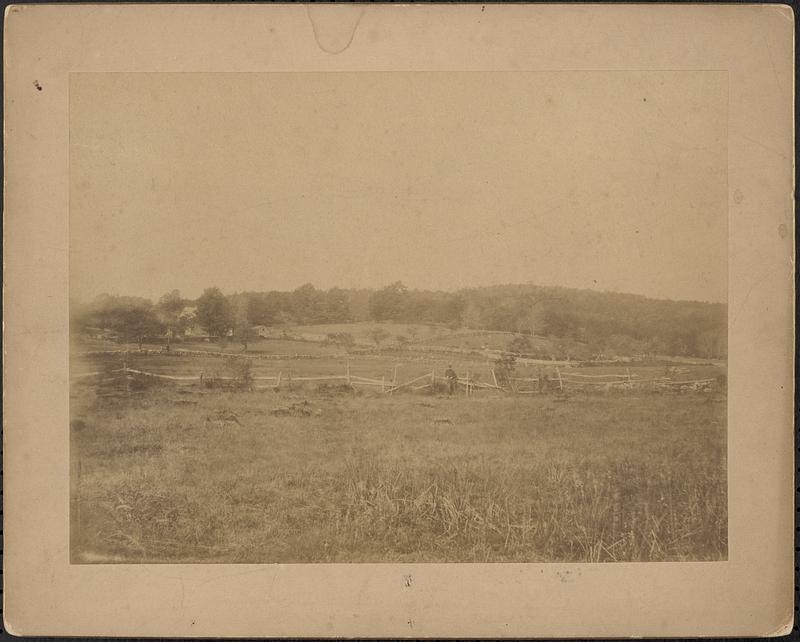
(71, 387, 726, 563)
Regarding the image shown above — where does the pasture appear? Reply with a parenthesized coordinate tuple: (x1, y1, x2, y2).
(70, 345, 727, 564)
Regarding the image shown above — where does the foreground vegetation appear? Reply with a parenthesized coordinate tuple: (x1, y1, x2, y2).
(71, 381, 727, 563)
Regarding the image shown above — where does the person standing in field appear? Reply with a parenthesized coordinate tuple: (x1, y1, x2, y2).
(445, 365, 458, 396)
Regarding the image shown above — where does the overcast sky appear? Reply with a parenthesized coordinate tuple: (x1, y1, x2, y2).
(70, 71, 727, 304)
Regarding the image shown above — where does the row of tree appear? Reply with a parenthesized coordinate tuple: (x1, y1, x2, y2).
(71, 281, 727, 358)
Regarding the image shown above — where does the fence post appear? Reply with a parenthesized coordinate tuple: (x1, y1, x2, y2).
(556, 367, 563, 392)
(431, 369, 435, 394)
(346, 361, 351, 385)
(382, 375, 385, 393)
(123, 355, 130, 395)
(277, 371, 282, 390)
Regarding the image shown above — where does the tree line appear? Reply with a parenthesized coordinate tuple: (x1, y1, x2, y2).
(71, 281, 727, 358)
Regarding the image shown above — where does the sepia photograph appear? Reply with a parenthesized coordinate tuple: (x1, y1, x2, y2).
(5, 3, 794, 637)
(68, 71, 728, 564)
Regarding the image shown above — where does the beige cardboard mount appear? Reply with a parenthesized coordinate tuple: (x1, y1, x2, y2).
(3, 4, 795, 638)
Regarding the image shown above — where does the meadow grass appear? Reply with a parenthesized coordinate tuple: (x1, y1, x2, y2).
(70, 383, 726, 563)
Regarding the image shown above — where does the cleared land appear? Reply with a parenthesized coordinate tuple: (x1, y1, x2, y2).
(70, 344, 727, 564)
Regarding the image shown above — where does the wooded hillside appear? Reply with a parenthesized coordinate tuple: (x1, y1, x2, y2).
(71, 282, 726, 359)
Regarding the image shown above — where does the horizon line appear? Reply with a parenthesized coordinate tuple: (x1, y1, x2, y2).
(71, 281, 728, 307)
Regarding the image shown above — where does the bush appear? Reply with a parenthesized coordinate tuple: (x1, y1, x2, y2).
(494, 353, 516, 386)
(225, 357, 253, 391)
(508, 335, 531, 355)
(326, 332, 355, 348)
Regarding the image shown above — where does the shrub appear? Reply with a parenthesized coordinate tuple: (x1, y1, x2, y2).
(225, 357, 253, 391)
(494, 353, 517, 387)
(508, 335, 532, 355)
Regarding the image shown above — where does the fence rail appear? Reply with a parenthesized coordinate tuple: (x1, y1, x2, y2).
(71, 358, 722, 396)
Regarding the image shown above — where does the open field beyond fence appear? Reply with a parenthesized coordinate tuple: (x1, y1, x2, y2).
(72, 344, 725, 395)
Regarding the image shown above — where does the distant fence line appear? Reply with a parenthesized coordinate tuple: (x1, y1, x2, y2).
(76, 347, 578, 368)
(72, 358, 720, 395)
(78, 348, 325, 361)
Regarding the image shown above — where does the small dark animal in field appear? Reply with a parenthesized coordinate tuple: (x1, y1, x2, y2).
(418, 402, 436, 408)
(432, 416, 454, 426)
(207, 409, 242, 426)
(271, 401, 315, 417)
(317, 382, 355, 396)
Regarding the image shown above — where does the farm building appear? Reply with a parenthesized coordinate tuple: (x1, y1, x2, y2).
(253, 325, 271, 338)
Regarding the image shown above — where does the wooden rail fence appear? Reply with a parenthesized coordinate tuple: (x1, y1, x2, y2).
(71, 359, 719, 395)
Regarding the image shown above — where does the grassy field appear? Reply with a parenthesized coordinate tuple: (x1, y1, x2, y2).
(183, 338, 344, 356)
(423, 330, 555, 351)
(237, 321, 452, 347)
(70, 370, 727, 563)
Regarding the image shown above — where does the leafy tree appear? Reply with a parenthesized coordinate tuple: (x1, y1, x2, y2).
(196, 287, 233, 338)
(290, 283, 325, 324)
(244, 291, 286, 326)
(227, 295, 256, 351)
(111, 306, 164, 351)
(440, 295, 466, 326)
(156, 289, 185, 350)
(323, 287, 350, 323)
(75, 293, 154, 333)
(157, 289, 184, 316)
(516, 292, 563, 337)
(542, 309, 579, 338)
(233, 314, 257, 351)
(369, 281, 409, 322)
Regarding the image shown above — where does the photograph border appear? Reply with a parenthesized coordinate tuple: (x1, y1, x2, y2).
(4, 3, 794, 637)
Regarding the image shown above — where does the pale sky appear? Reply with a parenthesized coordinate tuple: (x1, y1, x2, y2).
(70, 71, 727, 303)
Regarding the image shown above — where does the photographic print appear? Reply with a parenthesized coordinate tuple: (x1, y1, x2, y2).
(68, 71, 728, 564)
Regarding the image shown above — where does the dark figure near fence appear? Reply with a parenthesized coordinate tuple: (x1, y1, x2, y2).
(539, 373, 549, 393)
(445, 365, 458, 395)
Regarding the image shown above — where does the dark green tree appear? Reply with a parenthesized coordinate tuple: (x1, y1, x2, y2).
(111, 306, 164, 352)
(368, 281, 409, 321)
(290, 283, 325, 324)
(323, 287, 350, 323)
(156, 289, 185, 350)
(196, 287, 233, 338)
